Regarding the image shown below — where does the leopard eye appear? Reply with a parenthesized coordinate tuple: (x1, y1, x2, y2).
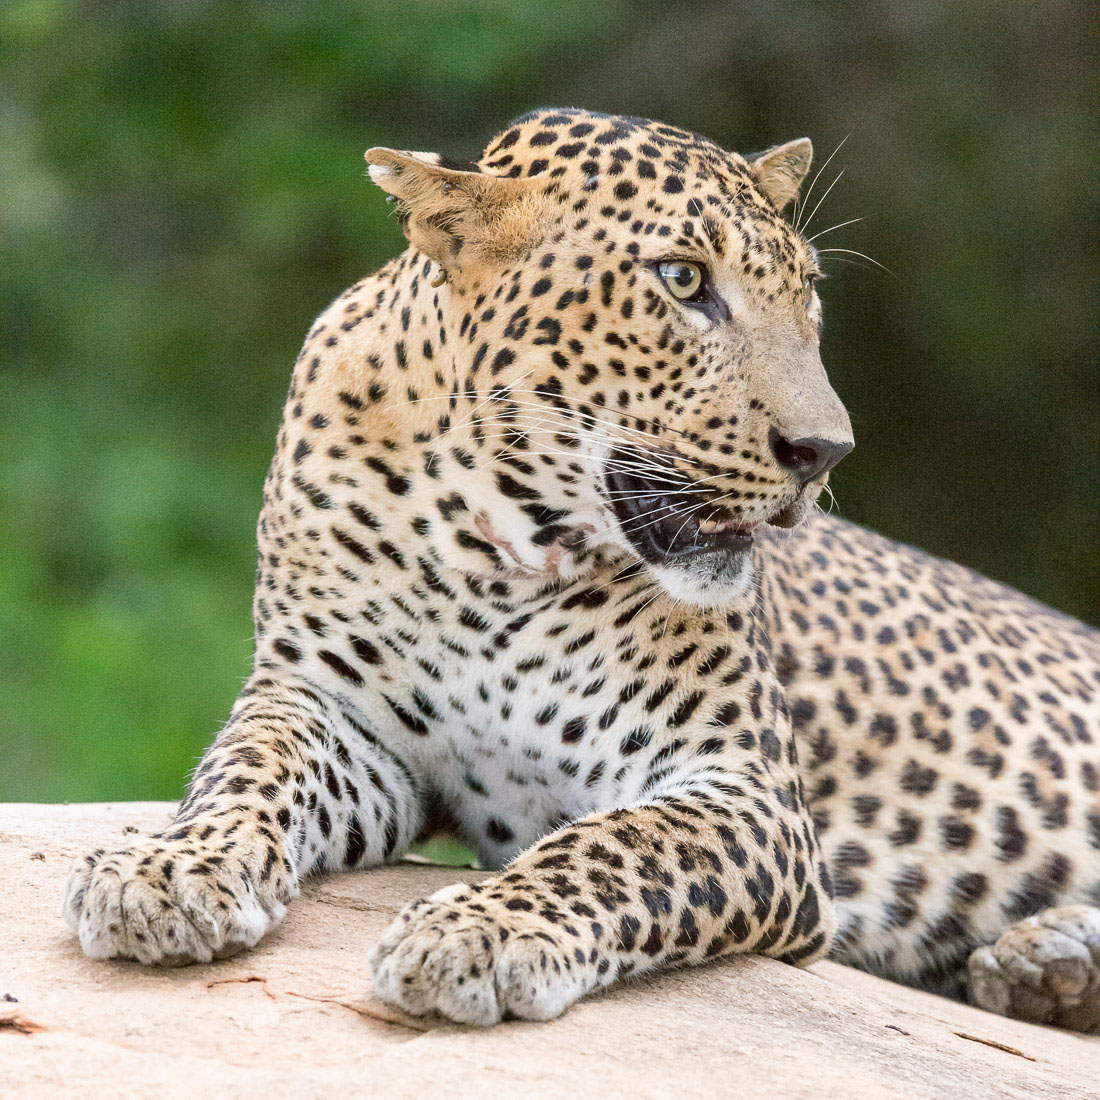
(657, 260, 706, 303)
(803, 272, 822, 305)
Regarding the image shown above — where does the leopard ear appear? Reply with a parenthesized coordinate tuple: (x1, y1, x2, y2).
(366, 148, 548, 269)
(747, 138, 813, 211)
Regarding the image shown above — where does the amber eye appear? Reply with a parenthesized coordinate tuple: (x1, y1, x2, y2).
(657, 260, 706, 303)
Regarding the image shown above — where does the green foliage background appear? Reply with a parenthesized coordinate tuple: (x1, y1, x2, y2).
(3, 0, 1096, 803)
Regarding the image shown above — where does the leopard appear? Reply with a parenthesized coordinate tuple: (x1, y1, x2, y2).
(63, 108, 1100, 1031)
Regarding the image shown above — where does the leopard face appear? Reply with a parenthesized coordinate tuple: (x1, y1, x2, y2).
(366, 108, 852, 607)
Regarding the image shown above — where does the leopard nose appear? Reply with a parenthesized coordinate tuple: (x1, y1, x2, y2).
(768, 428, 853, 484)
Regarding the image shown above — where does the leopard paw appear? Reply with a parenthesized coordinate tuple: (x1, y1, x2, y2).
(968, 905, 1100, 1031)
(368, 883, 597, 1026)
(63, 830, 291, 965)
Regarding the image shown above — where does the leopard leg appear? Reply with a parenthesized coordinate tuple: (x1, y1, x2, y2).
(968, 905, 1100, 1032)
(63, 675, 423, 965)
(370, 768, 837, 1026)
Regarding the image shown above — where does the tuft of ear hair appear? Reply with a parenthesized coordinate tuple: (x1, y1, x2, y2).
(746, 138, 813, 211)
(365, 148, 552, 271)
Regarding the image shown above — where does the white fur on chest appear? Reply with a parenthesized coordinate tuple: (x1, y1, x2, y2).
(405, 634, 646, 866)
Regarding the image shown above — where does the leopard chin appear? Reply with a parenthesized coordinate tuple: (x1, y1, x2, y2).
(646, 549, 757, 609)
(603, 453, 819, 607)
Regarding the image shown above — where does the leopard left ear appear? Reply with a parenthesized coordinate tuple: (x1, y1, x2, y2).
(366, 147, 547, 270)
(747, 138, 813, 211)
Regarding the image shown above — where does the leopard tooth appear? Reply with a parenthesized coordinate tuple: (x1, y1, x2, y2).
(696, 519, 736, 534)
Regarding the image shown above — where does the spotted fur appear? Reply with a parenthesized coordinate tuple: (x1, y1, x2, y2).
(63, 109, 1100, 1030)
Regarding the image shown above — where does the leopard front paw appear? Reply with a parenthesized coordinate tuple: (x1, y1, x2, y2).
(368, 883, 597, 1026)
(969, 905, 1100, 1031)
(62, 831, 291, 966)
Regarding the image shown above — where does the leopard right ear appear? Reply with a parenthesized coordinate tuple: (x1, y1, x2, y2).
(746, 138, 813, 211)
(366, 148, 548, 270)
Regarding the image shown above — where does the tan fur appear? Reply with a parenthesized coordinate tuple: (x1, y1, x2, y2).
(749, 138, 814, 210)
(365, 147, 551, 268)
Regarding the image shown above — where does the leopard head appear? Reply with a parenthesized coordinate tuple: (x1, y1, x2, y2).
(366, 108, 852, 607)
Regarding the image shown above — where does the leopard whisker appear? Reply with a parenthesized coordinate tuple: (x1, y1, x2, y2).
(405, 387, 699, 448)
(795, 134, 848, 234)
(798, 169, 845, 240)
(817, 247, 894, 277)
(807, 216, 865, 243)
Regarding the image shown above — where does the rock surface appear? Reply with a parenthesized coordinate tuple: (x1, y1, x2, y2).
(4, 802, 1099, 1098)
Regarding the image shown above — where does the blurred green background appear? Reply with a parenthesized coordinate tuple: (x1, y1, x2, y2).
(3, 0, 1096, 804)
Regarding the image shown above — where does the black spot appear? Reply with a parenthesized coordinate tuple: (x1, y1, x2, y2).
(318, 650, 363, 686)
(620, 728, 652, 755)
(486, 818, 514, 844)
(350, 636, 382, 665)
(561, 717, 587, 744)
(345, 816, 366, 866)
(491, 348, 517, 376)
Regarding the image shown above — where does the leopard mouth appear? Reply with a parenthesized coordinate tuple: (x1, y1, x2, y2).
(605, 450, 760, 564)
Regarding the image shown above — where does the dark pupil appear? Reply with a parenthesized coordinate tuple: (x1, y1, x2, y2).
(673, 265, 694, 287)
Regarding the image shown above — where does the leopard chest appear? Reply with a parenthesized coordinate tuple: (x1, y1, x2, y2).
(389, 603, 664, 867)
